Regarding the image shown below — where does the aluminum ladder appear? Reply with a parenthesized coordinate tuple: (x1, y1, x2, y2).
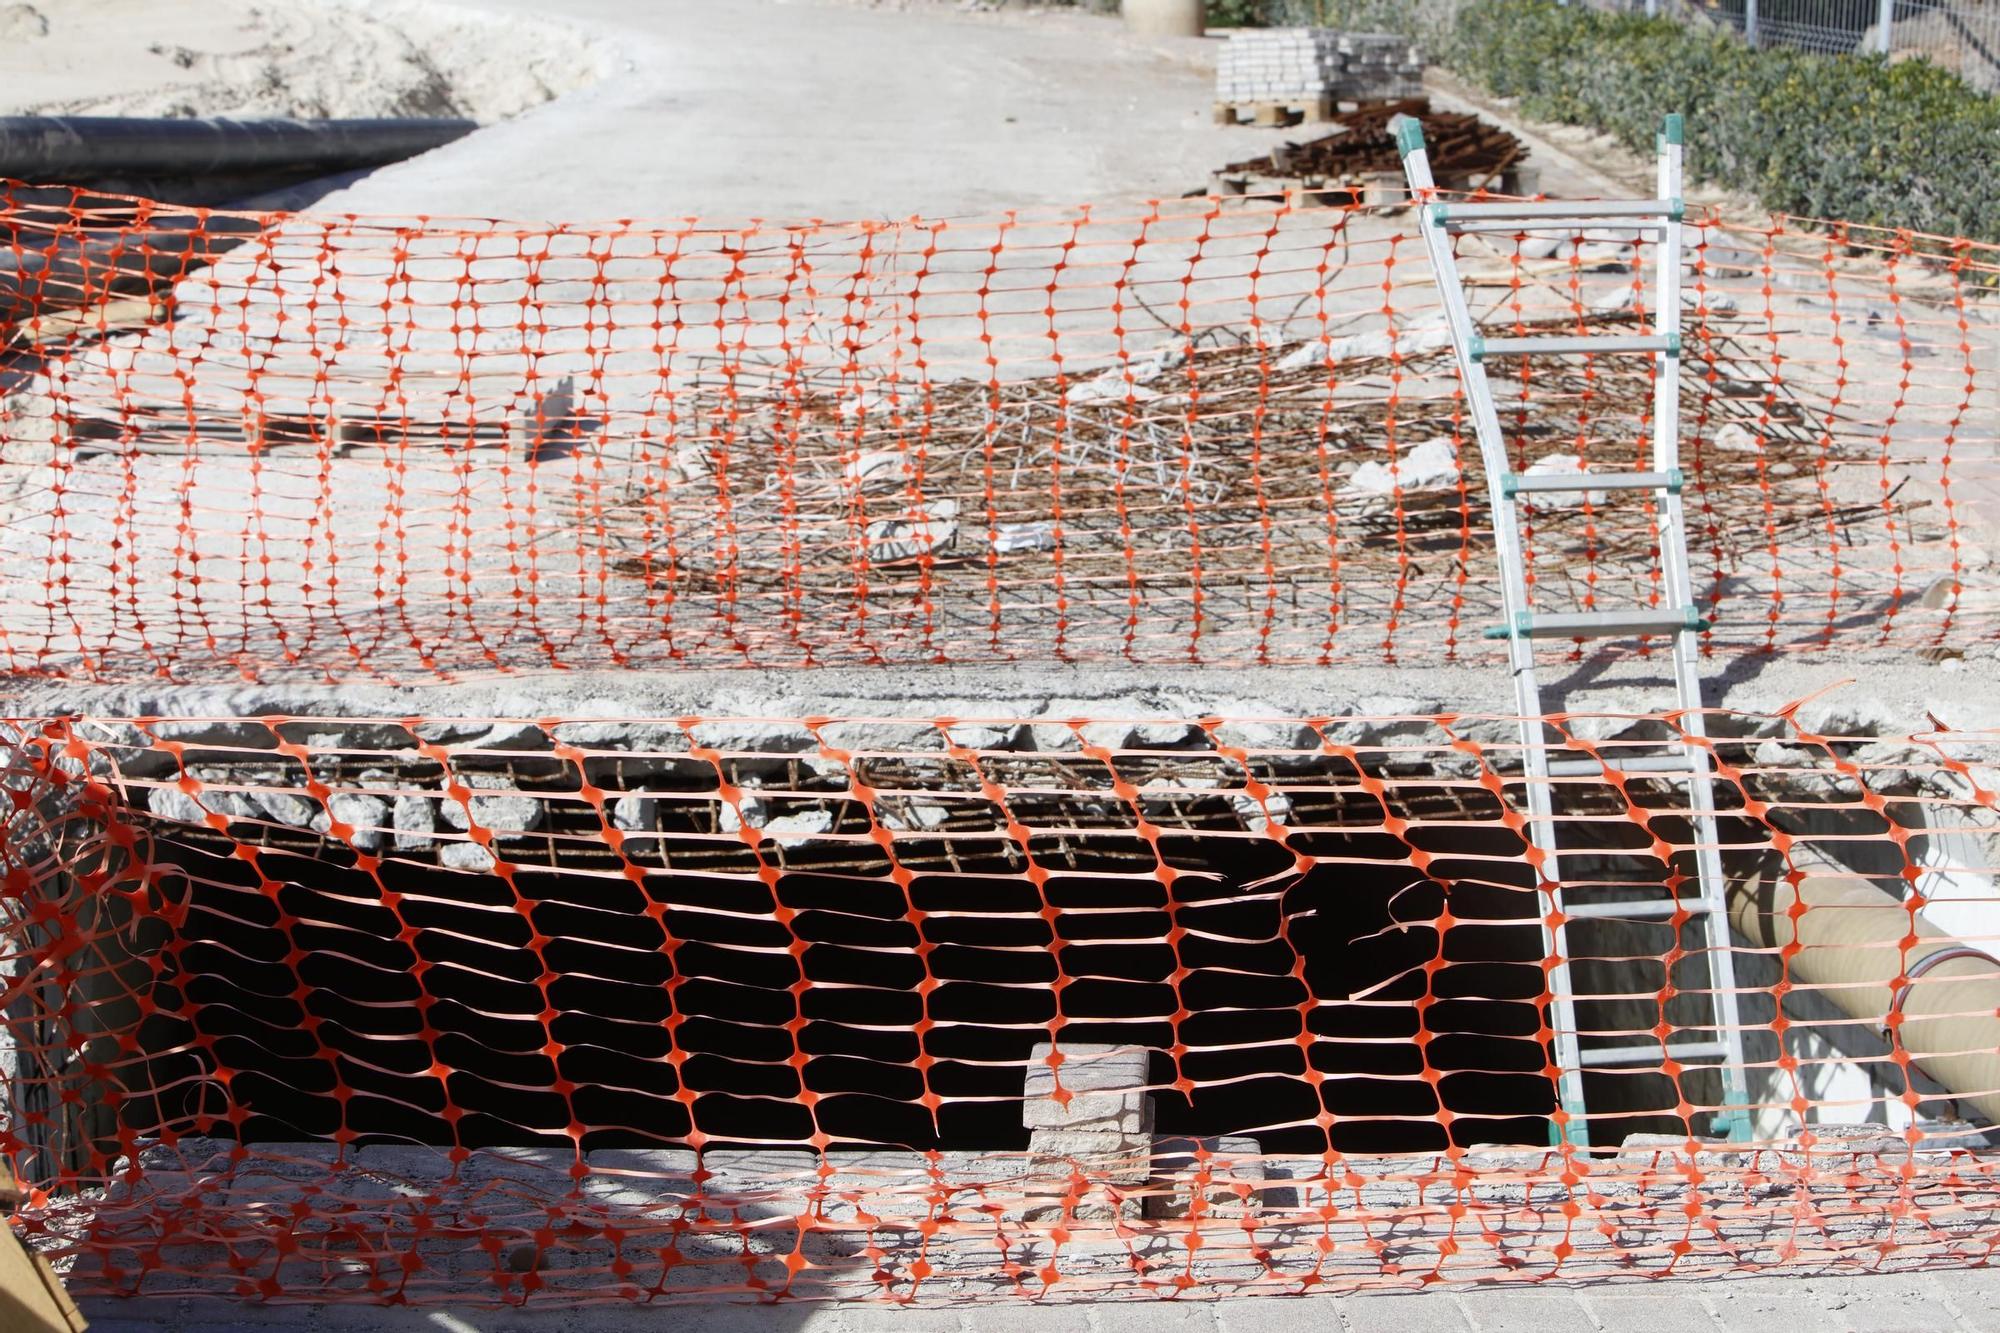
(1396, 114, 1751, 1149)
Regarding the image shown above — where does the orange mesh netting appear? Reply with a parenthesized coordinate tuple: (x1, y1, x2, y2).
(2, 707, 2000, 1303)
(0, 184, 1995, 682)
(6, 181, 2000, 1306)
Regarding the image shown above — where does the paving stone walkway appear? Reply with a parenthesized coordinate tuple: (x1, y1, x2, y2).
(76, 1266, 2000, 1332)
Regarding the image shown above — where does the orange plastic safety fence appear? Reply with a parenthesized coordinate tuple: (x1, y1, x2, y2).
(2, 185, 1996, 682)
(4, 707, 2000, 1304)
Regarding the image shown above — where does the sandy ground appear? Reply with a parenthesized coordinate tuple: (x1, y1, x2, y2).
(0, 0, 601, 121)
(3, 0, 1636, 220)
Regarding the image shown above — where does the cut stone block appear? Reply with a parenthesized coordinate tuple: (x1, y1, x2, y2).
(1143, 1135, 1273, 1221)
(1023, 1043, 1155, 1205)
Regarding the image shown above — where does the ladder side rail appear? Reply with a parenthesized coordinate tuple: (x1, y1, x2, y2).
(1400, 119, 1592, 1143)
(1652, 116, 1685, 478)
(1651, 115, 1754, 1140)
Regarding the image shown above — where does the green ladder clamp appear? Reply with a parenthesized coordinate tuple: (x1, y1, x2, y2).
(1397, 113, 1752, 1151)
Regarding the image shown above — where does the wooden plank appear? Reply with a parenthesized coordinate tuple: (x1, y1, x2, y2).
(1215, 101, 1324, 129)
(0, 1222, 87, 1332)
(6, 293, 170, 348)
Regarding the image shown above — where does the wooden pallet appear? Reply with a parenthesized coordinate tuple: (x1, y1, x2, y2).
(1210, 162, 1539, 208)
(1213, 98, 1337, 128)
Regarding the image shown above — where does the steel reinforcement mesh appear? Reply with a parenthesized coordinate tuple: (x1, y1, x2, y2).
(2, 707, 2000, 1303)
(1, 185, 1996, 682)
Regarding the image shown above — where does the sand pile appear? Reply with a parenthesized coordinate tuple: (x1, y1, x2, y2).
(0, 0, 604, 122)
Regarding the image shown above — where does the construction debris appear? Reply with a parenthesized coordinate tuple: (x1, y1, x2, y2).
(570, 305, 1894, 659)
(1215, 99, 1527, 200)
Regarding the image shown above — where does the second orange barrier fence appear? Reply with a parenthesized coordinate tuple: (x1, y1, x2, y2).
(1, 705, 1997, 1302)
(1, 185, 1995, 682)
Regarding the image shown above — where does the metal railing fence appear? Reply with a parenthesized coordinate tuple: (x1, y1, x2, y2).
(1255, 0, 2000, 92)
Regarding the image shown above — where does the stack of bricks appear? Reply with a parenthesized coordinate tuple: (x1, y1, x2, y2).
(1214, 27, 1345, 108)
(1214, 28, 1424, 114)
(1334, 31, 1425, 101)
(1021, 1042, 1154, 1222)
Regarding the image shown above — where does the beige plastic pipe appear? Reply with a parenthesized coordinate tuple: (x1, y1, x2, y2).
(1728, 851, 2000, 1125)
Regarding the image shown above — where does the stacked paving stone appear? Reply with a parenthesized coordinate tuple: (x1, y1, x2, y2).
(1335, 31, 1425, 100)
(1022, 1042, 1154, 1221)
(1215, 27, 1344, 106)
(1215, 28, 1423, 107)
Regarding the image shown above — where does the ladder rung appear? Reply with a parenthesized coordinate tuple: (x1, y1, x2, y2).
(1471, 333, 1678, 361)
(1564, 896, 1726, 921)
(1578, 1039, 1729, 1069)
(1484, 608, 1707, 640)
(1429, 198, 1682, 224)
(1547, 753, 1699, 777)
(1446, 218, 1665, 237)
(1503, 468, 1680, 497)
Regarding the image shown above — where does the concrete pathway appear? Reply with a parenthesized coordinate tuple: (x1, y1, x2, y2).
(310, 0, 1249, 222)
(311, 0, 1649, 225)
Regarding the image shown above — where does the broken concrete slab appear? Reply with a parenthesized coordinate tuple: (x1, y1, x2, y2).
(437, 771, 544, 833)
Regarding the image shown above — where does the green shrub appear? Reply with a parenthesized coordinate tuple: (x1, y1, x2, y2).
(1448, 0, 2000, 241)
(1207, 0, 1276, 25)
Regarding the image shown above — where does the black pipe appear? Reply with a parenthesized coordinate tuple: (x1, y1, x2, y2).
(0, 114, 467, 325)
(0, 116, 476, 183)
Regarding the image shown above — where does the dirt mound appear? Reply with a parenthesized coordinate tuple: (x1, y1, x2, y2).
(3, 0, 604, 122)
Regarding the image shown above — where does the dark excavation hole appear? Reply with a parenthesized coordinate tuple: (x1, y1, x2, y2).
(115, 769, 1565, 1159)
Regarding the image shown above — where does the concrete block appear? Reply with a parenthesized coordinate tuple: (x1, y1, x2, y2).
(1703, 1293, 1825, 1330)
(586, 1147, 699, 1175)
(1928, 1269, 2000, 1331)
(1143, 1135, 1271, 1221)
(441, 840, 497, 871)
(941, 722, 1025, 751)
(1077, 721, 1199, 751)
(1023, 1043, 1154, 1192)
(310, 791, 388, 852)
(149, 783, 256, 823)
(1024, 1043, 1149, 1096)
(1021, 1091, 1152, 1134)
(818, 1310, 967, 1332)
